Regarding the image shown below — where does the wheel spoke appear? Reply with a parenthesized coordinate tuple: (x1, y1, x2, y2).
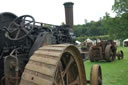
(20, 17, 26, 27)
(62, 57, 74, 77)
(21, 27, 29, 34)
(54, 80, 59, 85)
(24, 22, 30, 26)
(23, 16, 26, 22)
(53, 51, 82, 85)
(66, 73, 69, 85)
(69, 76, 79, 85)
(25, 21, 33, 25)
(15, 29, 21, 39)
(13, 22, 20, 27)
(9, 28, 18, 33)
(59, 64, 65, 85)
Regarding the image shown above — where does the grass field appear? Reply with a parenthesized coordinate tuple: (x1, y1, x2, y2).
(84, 47, 128, 85)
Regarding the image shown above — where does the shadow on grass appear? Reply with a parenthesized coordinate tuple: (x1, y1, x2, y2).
(85, 59, 124, 65)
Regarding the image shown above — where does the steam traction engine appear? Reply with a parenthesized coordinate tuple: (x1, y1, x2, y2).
(0, 2, 102, 85)
(89, 40, 123, 62)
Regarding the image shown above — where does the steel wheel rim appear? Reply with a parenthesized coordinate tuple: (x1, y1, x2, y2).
(54, 52, 80, 85)
(90, 64, 102, 85)
(19, 44, 87, 85)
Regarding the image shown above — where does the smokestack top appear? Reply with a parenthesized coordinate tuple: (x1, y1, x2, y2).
(63, 2, 74, 8)
(63, 2, 74, 29)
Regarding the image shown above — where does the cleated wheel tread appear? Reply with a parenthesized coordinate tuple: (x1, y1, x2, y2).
(19, 44, 87, 85)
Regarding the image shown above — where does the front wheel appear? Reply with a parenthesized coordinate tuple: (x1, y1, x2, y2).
(117, 50, 124, 60)
(90, 64, 102, 85)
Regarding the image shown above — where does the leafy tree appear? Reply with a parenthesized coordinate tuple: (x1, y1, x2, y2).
(74, 19, 108, 37)
(112, 0, 128, 16)
(111, 0, 128, 40)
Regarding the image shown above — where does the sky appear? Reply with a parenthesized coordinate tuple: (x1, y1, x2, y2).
(0, 0, 116, 25)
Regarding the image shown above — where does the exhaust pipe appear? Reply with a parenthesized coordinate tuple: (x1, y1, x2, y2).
(63, 2, 74, 29)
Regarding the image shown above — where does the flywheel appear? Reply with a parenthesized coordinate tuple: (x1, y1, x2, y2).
(19, 44, 87, 85)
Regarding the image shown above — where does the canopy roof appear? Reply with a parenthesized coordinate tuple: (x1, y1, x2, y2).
(85, 38, 93, 43)
(124, 39, 128, 42)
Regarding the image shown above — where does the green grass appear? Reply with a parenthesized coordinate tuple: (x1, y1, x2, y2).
(84, 47, 128, 85)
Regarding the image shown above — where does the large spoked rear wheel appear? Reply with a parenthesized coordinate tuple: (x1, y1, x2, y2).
(19, 44, 87, 85)
(90, 64, 102, 85)
(105, 45, 115, 62)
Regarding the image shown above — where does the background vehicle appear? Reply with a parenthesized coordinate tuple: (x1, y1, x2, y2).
(89, 40, 123, 62)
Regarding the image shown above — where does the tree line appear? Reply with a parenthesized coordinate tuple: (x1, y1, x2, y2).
(74, 0, 128, 41)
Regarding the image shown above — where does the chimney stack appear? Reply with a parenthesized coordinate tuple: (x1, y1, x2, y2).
(63, 2, 74, 29)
